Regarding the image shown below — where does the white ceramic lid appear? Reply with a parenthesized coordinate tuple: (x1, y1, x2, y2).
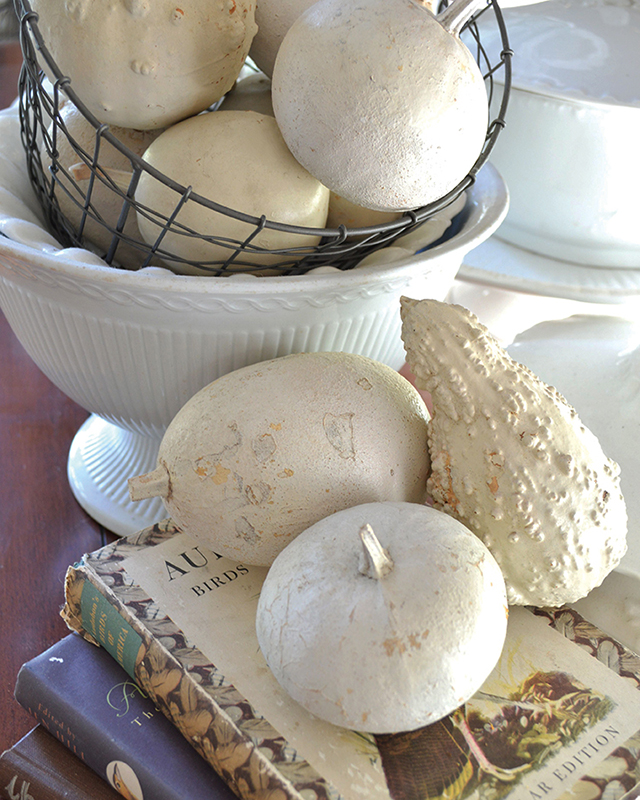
(479, 0, 640, 105)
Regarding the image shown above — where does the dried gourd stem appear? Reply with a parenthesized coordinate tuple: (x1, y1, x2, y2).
(129, 465, 170, 501)
(69, 162, 134, 193)
(359, 524, 394, 580)
(437, 0, 488, 36)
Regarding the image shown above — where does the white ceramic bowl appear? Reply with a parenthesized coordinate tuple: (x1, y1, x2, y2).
(474, 0, 640, 268)
(0, 103, 508, 535)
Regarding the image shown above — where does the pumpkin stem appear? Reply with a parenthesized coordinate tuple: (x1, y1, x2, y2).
(359, 524, 394, 580)
(436, 0, 487, 36)
(128, 465, 170, 501)
(69, 162, 135, 194)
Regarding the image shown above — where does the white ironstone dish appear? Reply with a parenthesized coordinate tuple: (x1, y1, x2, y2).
(452, 235, 640, 344)
(0, 102, 508, 535)
(474, 0, 640, 268)
(507, 314, 640, 581)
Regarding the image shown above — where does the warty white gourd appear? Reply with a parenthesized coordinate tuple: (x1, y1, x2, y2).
(256, 501, 508, 733)
(400, 296, 628, 607)
(30, 0, 258, 130)
(128, 352, 431, 565)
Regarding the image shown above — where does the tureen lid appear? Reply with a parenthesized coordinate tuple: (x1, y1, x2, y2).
(479, 0, 640, 106)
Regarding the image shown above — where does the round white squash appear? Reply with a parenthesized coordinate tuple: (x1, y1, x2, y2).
(327, 192, 403, 231)
(271, 0, 488, 211)
(135, 110, 330, 273)
(249, 0, 317, 77)
(256, 501, 508, 733)
(220, 72, 274, 117)
(45, 102, 160, 268)
(128, 352, 431, 565)
(30, 0, 258, 130)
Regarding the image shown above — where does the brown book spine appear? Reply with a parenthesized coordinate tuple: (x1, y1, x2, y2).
(0, 726, 120, 800)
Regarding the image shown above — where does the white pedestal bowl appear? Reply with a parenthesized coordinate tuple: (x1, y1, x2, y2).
(0, 104, 508, 535)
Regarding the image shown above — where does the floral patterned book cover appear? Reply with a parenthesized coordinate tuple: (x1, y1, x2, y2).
(62, 518, 640, 800)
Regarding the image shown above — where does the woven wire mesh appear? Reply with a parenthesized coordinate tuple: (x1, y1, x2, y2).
(14, 0, 511, 276)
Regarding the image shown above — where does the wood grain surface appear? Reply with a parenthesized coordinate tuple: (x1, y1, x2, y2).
(0, 39, 21, 110)
(0, 311, 116, 753)
(0, 41, 117, 753)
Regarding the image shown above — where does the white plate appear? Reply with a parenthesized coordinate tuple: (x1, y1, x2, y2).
(460, 234, 640, 304)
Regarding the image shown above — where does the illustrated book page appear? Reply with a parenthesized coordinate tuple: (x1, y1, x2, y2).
(62, 519, 640, 800)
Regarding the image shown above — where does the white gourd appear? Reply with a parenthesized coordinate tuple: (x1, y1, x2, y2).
(128, 352, 431, 565)
(271, 0, 489, 211)
(134, 110, 330, 273)
(220, 72, 274, 117)
(30, 0, 258, 130)
(400, 296, 628, 607)
(249, 0, 317, 77)
(45, 103, 160, 269)
(256, 501, 508, 733)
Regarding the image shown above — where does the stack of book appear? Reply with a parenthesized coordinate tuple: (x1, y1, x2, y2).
(2, 631, 236, 800)
(5, 517, 640, 800)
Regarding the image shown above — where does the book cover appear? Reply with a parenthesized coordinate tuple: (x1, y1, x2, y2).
(61, 518, 640, 800)
(0, 725, 121, 800)
(14, 632, 235, 800)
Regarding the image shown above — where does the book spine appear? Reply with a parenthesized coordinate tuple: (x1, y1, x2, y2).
(0, 750, 66, 800)
(14, 627, 228, 800)
(61, 563, 303, 800)
(0, 727, 115, 800)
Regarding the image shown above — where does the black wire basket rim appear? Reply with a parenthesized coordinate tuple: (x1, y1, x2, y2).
(16, 0, 512, 241)
(0, 160, 508, 288)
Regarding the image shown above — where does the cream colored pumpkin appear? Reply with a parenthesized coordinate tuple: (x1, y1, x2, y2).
(45, 102, 160, 269)
(135, 110, 330, 273)
(128, 352, 431, 565)
(220, 72, 274, 117)
(249, 0, 317, 77)
(30, 0, 258, 130)
(271, 0, 488, 211)
(256, 501, 508, 733)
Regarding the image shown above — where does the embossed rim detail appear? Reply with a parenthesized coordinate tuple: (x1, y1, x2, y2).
(0, 165, 508, 313)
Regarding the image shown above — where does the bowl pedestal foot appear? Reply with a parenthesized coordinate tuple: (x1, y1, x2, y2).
(68, 414, 166, 536)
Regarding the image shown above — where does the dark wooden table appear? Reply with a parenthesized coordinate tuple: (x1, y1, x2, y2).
(0, 38, 117, 754)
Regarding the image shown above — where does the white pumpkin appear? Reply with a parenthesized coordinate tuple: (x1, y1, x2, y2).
(271, 0, 489, 211)
(249, 0, 317, 77)
(220, 72, 274, 117)
(135, 110, 330, 274)
(30, 0, 258, 130)
(327, 193, 403, 232)
(45, 102, 160, 268)
(128, 352, 431, 565)
(256, 501, 508, 733)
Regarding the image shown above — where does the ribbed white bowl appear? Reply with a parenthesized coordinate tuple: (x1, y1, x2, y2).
(0, 103, 508, 534)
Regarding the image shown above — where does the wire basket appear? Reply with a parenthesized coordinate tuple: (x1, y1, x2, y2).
(14, 0, 511, 276)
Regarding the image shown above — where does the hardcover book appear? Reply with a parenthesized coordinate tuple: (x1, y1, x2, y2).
(0, 725, 121, 800)
(61, 518, 640, 800)
(14, 632, 235, 800)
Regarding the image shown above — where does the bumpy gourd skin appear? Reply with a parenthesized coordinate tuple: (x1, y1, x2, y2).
(30, 0, 258, 130)
(400, 297, 627, 607)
